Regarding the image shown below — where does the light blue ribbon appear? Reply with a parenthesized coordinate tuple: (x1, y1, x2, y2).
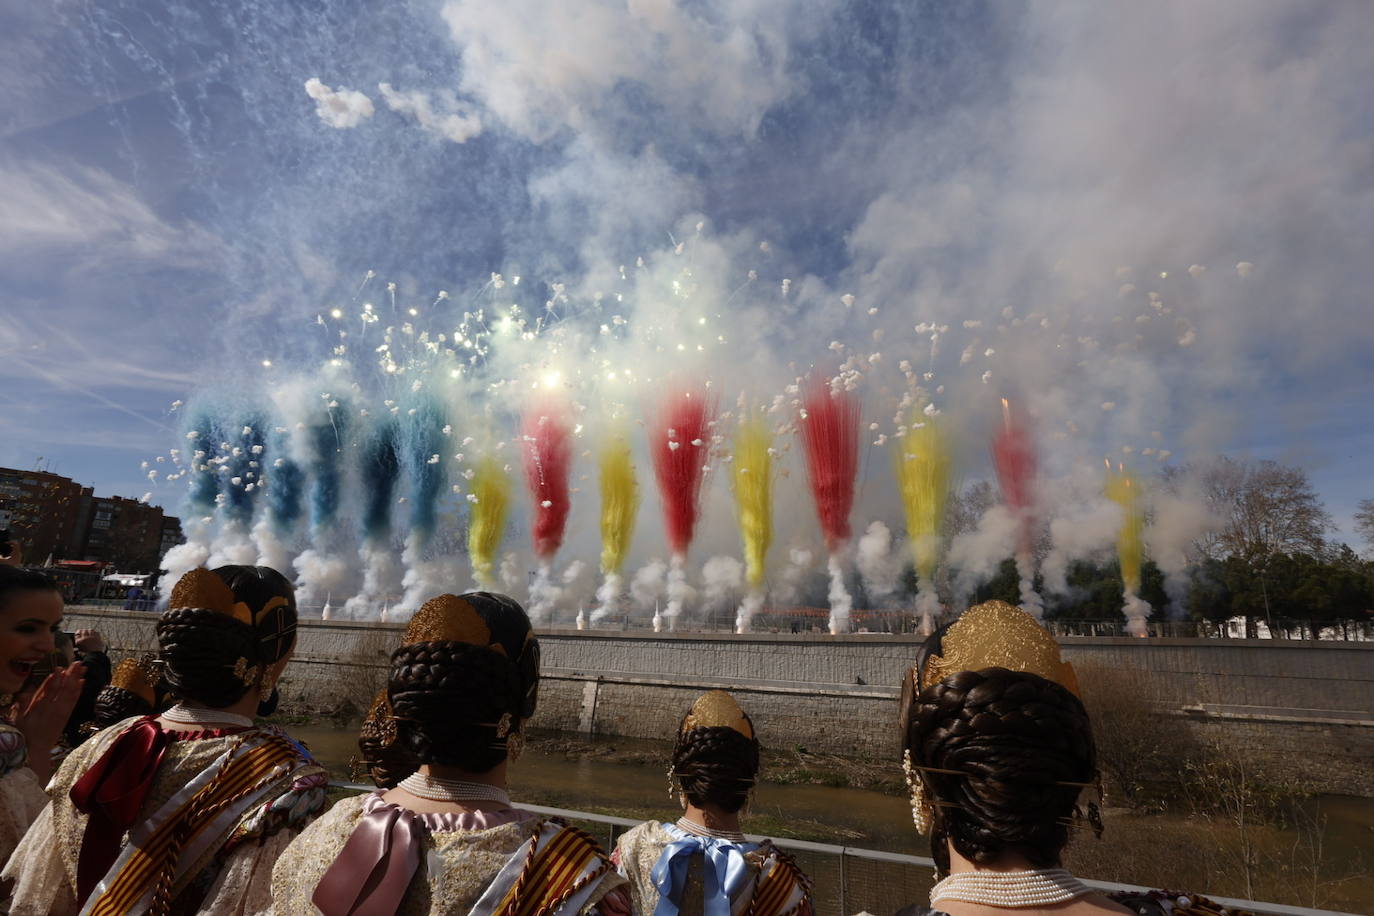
(650, 830, 752, 916)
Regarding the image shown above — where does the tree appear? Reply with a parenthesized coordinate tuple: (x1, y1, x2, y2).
(1356, 498, 1374, 553)
(944, 480, 998, 539)
(1167, 457, 1333, 561)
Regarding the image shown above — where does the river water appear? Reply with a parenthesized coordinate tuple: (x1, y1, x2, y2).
(291, 724, 1374, 913)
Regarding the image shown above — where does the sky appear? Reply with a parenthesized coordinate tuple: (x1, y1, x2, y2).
(1, 1, 1372, 611)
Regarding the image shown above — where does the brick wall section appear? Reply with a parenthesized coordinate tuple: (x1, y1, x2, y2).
(65, 608, 1373, 794)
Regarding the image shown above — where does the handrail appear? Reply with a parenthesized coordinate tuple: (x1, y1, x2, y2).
(325, 783, 1359, 916)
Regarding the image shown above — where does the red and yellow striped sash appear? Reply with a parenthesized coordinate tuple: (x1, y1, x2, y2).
(495, 822, 611, 916)
(746, 849, 810, 916)
(85, 734, 302, 916)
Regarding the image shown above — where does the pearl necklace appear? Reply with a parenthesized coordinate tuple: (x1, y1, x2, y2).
(398, 773, 511, 805)
(930, 868, 1091, 908)
(676, 817, 746, 843)
(162, 704, 255, 729)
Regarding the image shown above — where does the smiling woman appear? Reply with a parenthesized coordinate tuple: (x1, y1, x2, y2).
(0, 566, 86, 863)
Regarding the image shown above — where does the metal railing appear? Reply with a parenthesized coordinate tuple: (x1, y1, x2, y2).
(328, 783, 1358, 916)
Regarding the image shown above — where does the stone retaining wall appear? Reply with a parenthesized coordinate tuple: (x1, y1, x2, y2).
(66, 608, 1374, 794)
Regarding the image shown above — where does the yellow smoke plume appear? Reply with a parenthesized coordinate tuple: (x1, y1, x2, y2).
(894, 414, 952, 582)
(599, 436, 639, 575)
(1105, 463, 1144, 594)
(467, 455, 510, 587)
(732, 416, 774, 590)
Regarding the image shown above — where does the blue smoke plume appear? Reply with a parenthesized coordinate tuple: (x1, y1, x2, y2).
(401, 396, 448, 546)
(359, 417, 400, 543)
(184, 411, 219, 518)
(223, 416, 266, 527)
(308, 399, 348, 537)
(266, 426, 305, 535)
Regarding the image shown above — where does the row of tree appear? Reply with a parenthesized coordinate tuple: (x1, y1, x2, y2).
(950, 455, 1373, 626)
(966, 549, 1374, 630)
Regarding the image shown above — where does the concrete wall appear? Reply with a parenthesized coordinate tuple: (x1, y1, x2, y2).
(67, 608, 1374, 794)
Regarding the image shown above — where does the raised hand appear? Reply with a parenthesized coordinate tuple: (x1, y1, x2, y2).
(14, 662, 85, 782)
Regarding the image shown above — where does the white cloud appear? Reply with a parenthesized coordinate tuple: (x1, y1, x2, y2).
(304, 78, 375, 129)
(0, 157, 214, 263)
(439, 0, 838, 142)
(377, 83, 481, 144)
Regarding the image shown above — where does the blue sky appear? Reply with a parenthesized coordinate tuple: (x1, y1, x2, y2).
(2, 0, 1371, 555)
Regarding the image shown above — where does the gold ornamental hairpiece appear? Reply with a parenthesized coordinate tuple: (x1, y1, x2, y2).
(404, 594, 502, 652)
(169, 568, 252, 626)
(110, 656, 160, 706)
(919, 600, 1079, 696)
(681, 690, 754, 739)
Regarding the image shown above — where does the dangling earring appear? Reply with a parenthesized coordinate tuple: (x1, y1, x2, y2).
(256, 687, 280, 718)
(1088, 771, 1105, 839)
(666, 764, 677, 800)
(507, 729, 525, 762)
(902, 749, 933, 835)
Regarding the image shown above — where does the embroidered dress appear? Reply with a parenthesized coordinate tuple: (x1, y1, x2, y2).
(270, 792, 629, 916)
(0, 721, 47, 866)
(0, 715, 326, 916)
(614, 821, 812, 916)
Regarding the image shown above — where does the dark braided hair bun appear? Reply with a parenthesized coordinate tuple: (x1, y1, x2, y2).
(356, 689, 416, 789)
(907, 667, 1095, 869)
(156, 607, 259, 708)
(91, 686, 155, 729)
(388, 639, 524, 774)
(672, 724, 760, 813)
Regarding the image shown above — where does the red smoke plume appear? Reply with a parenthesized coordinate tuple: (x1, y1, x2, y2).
(651, 387, 716, 556)
(800, 380, 862, 552)
(522, 401, 573, 560)
(992, 398, 1037, 551)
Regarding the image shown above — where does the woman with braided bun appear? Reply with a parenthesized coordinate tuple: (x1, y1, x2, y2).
(2, 565, 327, 916)
(0, 566, 86, 865)
(614, 690, 814, 916)
(895, 600, 1255, 916)
(82, 654, 172, 736)
(270, 591, 630, 916)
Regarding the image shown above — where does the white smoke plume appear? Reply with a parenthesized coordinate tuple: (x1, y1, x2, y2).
(527, 561, 557, 624)
(342, 543, 400, 619)
(206, 520, 256, 568)
(947, 505, 1020, 605)
(558, 560, 592, 624)
(1123, 592, 1153, 637)
(1147, 488, 1221, 618)
(251, 516, 293, 579)
(826, 552, 852, 634)
(856, 520, 903, 606)
(914, 583, 941, 636)
(664, 553, 696, 628)
(293, 546, 352, 615)
(630, 559, 667, 617)
(396, 532, 461, 617)
(497, 552, 522, 594)
(378, 83, 482, 144)
(591, 570, 622, 623)
(158, 516, 212, 604)
(304, 78, 375, 129)
(774, 546, 815, 606)
(1040, 500, 1122, 596)
(1016, 552, 1043, 621)
(735, 589, 765, 634)
(700, 555, 743, 617)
